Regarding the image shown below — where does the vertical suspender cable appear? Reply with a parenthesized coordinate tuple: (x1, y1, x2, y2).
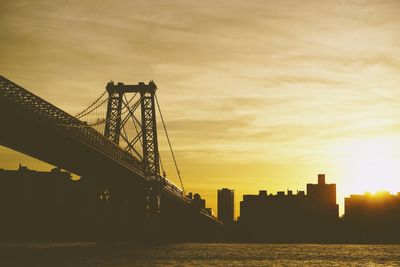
(155, 94, 186, 195)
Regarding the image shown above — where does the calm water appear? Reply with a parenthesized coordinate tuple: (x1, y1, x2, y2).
(1, 243, 400, 266)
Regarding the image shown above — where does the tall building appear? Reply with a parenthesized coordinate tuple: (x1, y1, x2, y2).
(218, 188, 234, 224)
(307, 174, 336, 205)
(306, 174, 339, 221)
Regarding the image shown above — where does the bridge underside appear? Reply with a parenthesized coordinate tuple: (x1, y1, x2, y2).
(0, 97, 140, 183)
(0, 90, 221, 242)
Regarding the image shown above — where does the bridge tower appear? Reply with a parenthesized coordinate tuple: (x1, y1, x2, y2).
(104, 81, 162, 222)
(104, 81, 160, 177)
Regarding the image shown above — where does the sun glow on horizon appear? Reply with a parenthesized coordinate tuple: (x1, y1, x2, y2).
(333, 136, 400, 198)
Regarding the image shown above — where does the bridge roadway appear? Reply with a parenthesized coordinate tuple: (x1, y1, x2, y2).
(0, 75, 221, 240)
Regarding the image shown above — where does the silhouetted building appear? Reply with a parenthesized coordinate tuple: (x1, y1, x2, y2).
(193, 193, 206, 209)
(307, 174, 339, 221)
(0, 165, 97, 240)
(345, 192, 400, 220)
(218, 188, 234, 224)
(343, 192, 400, 242)
(187, 192, 212, 215)
(239, 174, 338, 242)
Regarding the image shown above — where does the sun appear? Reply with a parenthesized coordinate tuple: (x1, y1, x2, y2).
(332, 136, 400, 197)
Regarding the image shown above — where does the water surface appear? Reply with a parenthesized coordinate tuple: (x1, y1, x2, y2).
(1, 243, 399, 266)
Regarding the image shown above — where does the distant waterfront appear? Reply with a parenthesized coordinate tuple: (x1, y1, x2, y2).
(1, 242, 400, 266)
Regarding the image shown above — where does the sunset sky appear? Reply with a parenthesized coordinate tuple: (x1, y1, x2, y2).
(1, 0, 400, 216)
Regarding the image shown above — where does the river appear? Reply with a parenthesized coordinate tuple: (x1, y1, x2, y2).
(1, 242, 400, 266)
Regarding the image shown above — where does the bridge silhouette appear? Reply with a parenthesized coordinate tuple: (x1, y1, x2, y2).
(0, 75, 221, 241)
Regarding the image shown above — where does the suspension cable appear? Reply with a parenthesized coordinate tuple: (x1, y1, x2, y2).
(155, 94, 185, 195)
(59, 93, 141, 128)
(76, 95, 109, 119)
(59, 104, 130, 128)
(123, 94, 142, 145)
(75, 90, 107, 118)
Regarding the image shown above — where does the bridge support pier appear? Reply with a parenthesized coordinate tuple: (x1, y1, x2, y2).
(90, 177, 167, 242)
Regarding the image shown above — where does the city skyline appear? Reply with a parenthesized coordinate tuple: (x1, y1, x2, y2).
(3, 165, 400, 244)
(2, 0, 400, 217)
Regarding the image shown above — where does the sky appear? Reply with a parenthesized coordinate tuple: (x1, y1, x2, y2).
(1, 0, 400, 216)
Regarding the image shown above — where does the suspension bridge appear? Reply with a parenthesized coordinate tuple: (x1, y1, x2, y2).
(0, 75, 221, 241)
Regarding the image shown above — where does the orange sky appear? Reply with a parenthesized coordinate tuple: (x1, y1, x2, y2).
(1, 0, 400, 217)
